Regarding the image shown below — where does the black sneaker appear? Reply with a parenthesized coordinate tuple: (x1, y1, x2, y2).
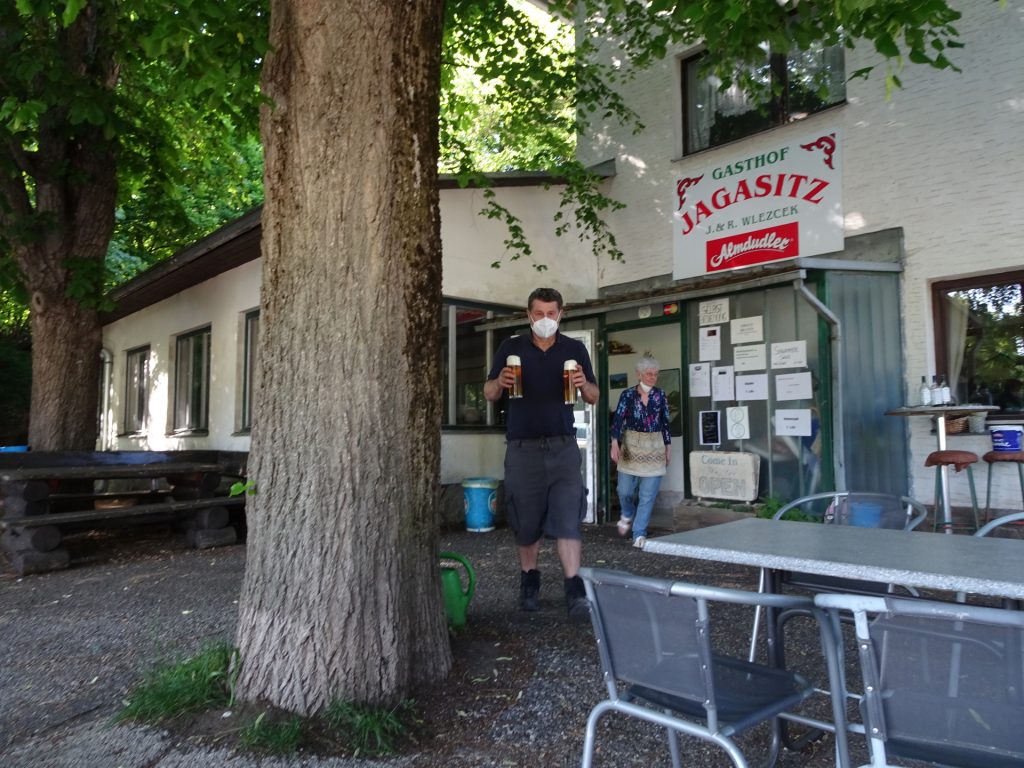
(564, 575, 590, 623)
(519, 569, 541, 611)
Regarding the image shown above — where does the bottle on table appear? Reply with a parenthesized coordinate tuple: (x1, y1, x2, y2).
(939, 376, 952, 406)
(919, 375, 932, 406)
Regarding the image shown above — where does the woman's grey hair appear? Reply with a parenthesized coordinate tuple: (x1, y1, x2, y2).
(635, 355, 659, 373)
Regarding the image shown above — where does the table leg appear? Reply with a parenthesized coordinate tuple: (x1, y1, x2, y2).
(936, 416, 953, 535)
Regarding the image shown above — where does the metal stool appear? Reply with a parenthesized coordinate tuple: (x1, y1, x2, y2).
(982, 450, 1024, 523)
(925, 449, 979, 532)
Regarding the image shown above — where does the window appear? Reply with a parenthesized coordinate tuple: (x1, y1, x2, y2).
(123, 345, 150, 434)
(241, 310, 259, 431)
(173, 326, 211, 432)
(934, 271, 1024, 413)
(441, 300, 522, 427)
(682, 42, 845, 154)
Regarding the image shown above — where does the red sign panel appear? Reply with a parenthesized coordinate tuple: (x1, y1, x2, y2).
(705, 222, 800, 272)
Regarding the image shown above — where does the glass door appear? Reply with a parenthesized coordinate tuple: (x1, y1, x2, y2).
(563, 329, 597, 523)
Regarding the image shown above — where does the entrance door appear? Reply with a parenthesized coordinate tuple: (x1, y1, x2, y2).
(563, 329, 597, 523)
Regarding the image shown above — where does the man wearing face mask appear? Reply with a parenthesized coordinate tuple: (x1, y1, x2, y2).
(484, 287, 599, 621)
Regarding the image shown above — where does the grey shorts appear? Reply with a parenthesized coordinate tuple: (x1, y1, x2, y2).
(504, 435, 587, 546)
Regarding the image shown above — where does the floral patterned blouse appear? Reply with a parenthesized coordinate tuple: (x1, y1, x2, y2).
(610, 386, 672, 445)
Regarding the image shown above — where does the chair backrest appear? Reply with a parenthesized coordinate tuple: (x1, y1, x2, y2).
(580, 568, 714, 717)
(816, 593, 1024, 768)
(581, 567, 816, 734)
(774, 491, 927, 531)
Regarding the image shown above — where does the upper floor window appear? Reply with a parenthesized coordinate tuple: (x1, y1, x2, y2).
(934, 272, 1024, 414)
(682, 42, 845, 154)
(173, 326, 211, 432)
(123, 345, 150, 434)
(241, 310, 259, 431)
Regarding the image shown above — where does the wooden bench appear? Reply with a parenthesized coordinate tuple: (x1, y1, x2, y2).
(0, 450, 248, 575)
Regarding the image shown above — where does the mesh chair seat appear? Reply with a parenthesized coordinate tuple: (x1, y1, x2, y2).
(628, 653, 813, 729)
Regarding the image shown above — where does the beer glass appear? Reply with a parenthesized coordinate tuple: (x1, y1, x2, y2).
(563, 359, 578, 405)
(507, 355, 523, 398)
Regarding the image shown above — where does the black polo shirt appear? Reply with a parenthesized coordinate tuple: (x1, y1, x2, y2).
(488, 333, 596, 440)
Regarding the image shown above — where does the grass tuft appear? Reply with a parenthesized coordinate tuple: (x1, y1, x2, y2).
(239, 711, 303, 754)
(116, 642, 237, 723)
(324, 699, 415, 757)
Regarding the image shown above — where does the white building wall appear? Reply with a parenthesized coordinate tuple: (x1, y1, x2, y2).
(101, 185, 596, 482)
(102, 259, 262, 452)
(578, 0, 1024, 509)
(441, 185, 598, 306)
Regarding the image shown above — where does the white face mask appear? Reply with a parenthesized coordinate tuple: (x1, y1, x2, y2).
(639, 382, 652, 394)
(531, 316, 559, 339)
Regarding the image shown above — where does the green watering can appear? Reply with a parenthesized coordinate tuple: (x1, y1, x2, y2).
(439, 551, 475, 629)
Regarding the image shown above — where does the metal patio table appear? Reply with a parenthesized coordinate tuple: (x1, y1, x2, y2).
(645, 516, 1024, 599)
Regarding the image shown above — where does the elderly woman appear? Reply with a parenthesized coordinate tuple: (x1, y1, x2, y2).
(610, 355, 672, 549)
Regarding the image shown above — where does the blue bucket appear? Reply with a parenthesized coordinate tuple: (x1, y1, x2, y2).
(0, 445, 29, 452)
(463, 477, 498, 532)
(849, 501, 882, 528)
(990, 425, 1023, 453)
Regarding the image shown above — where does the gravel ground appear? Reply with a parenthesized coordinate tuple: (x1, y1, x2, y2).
(0, 516, 884, 767)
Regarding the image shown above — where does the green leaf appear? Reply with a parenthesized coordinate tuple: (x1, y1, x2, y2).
(62, 0, 87, 27)
(874, 35, 900, 59)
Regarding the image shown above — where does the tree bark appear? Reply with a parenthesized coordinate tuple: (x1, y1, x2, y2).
(234, 0, 451, 713)
(1, 2, 118, 451)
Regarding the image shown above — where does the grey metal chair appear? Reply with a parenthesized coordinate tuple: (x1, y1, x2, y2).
(579, 567, 847, 768)
(773, 491, 928, 592)
(816, 593, 1024, 768)
(750, 492, 929, 660)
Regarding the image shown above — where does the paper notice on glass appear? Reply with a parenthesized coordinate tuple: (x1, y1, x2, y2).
(699, 410, 721, 446)
(776, 371, 813, 401)
(689, 363, 711, 398)
(726, 406, 750, 440)
(698, 298, 729, 326)
(733, 343, 766, 372)
(711, 366, 735, 402)
(699, 326, 721, 361)
(735, 373, 769, 401)
(771, 340, 807, 369)
(775, 409, 812, 437)
(730, 316, 763, 344)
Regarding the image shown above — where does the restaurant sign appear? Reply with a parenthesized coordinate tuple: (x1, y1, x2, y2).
(672, 130, 843, 280)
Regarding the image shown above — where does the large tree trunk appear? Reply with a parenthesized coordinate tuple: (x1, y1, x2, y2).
(3, 3, 119, 451)
(234, 0, 452, 712)
(27, 295, 102, 451)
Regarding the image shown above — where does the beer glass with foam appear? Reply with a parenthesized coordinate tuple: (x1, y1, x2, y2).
(507, 355, 523, 398)
(563, 359, 577, 405)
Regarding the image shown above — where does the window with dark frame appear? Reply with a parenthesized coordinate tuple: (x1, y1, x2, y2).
(124, 345, 150, 434)
(241, 310, 259, 431)
(682, 42, 845, 155)
(173, 326, 211, 432)
(441, 300, 522, 428)
(933, 271, 1024, 414)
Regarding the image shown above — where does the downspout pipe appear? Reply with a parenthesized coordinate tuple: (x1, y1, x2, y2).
(794, 279, 846, 492)
(99, 348, 113, 451)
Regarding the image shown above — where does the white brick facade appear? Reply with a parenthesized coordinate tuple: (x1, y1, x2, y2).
(578, 0, 1024, 510)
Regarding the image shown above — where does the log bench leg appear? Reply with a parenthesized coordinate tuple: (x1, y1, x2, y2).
(183, 505, 238, 549)
(2, 528, 70, 575)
